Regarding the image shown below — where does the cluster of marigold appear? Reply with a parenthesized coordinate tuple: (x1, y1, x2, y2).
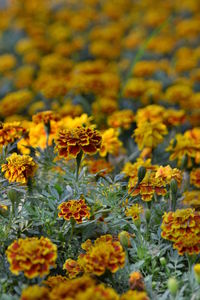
(6, 234, 149, 300)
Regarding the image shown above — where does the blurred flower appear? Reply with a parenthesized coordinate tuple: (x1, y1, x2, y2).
(100, 128, 122, 157)
(6, 237, 57, 278)
(125, 204, 144, 222)
(63, 259, 83, 278)
(20, 285, 50, 300)
(190, 168, 200, 188)
(182, 191, 200, 208)
(129, 271, 145, 291)
(0, 122, 26, 147)
(108, 110, 134, 130)
(43, 275, 68, 289)
(120, 290, 149, 300)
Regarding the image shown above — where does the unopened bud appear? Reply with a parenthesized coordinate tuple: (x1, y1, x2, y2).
(160, 257, 167, 267)
(168, 277, 178, 296)
(145, 209, 151, 223)
(181, 155, 188, 169)
(137, 166, 146, 184)
(118, 231, 129, 248)
(7, 189, 18, 203)
(170, 179, 178, 194)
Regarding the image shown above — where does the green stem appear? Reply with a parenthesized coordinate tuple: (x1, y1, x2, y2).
(75, 151, 83, 182)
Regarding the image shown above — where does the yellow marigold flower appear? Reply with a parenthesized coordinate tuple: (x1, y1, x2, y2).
(77, 234, 125, 276)
(133, 121, 168, 150)
(43, 275, 68, 289)
(129, 271, 145, 291)
(163, 109, 186, 126)
(120, 290, 149, 300)
(155, 165, 182, 186)
(183, 191, 200, 208)
(20, 285, 50, 300)
(135, 105, 165, 125)
(1, 153, 38, 184)
(50, 276, 95, 300)
(32, 111, 61, 125)
(161, 208, 200, 255)
(14, 65, 35, 89)
(63, 259, 83, 278)
(107, 110, 134, 130)
(56, 126, 102, 159)
(0, 54, 16, 73)
(141, 80, 163, 104)
(0, 122, 26, 147)
(165, 84, 193, 106)
(57, 100, 83, 117)
(100, 128, 122, 157)
(6, 237, 57, 278)
(123, 78, 146, 99)
(58, 199, 90, 224)
(59, 114, 92, 130)
(122, 158, 155, 178)
(194, 264, 200, 284)
(190, 168, 200, 188)
(128, 170, 167, 202)
(147, 34, 176, 55)
(0, 89, 33, 117)
(126, 204, 144, 222)
(76, 284, 119, 300)
(133, 60, 157, 77)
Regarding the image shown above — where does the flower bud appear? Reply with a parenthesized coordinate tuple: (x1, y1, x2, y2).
(145, 209, 151, 223)
(194, 264, 200, 284)
(168, 277, 178, 296)
(160, 257, 167, 267)
(137, 166, 146, 184)
(181, 155, 188, 169)
(170, 179, 178, 194)
(118, 231, 130, 248)
(7, 189, 18, 203)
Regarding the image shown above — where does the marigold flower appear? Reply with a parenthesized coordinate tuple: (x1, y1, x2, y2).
(108, 110, 134, 130)
(122, 158, 156, 178)
(135, 105, 165, 125)
(120, 290, 149, 300)
(194, 264, 200, 284)
(6, 237, 57, 278)
(129, 271, 145, 291)
(76, 284, 119, 300)
(20, 285, 50, 300)
(190, 168, 200, 188)
(125, 204, 144, 221)
(50, 276, 96, 300)
(182, 191, 200, 208)
(85, 158, 113, 175)
(161, 208, 200, 255)
(100, 128, 122, 157)
(63, 259, 83, 278)
(1, 153, 38, 184)
(155, 165, 182, 187)
(77, 235, 125, 276)
(43, 275, 68, 289)
(56, 126, 102, 159)
(32, 111, 61, 125)
(0, 54, 16, 73)
(133, 121, 168, 150)
(58, 199, 90, 224)
(0, 122, 26, 147)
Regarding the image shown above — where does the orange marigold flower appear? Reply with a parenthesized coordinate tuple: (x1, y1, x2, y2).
(1, 153, 38, 184)
(133, 121, 168, 150)
(32, 110, 61, 125)
(120, 290, 149, 300)
(135, 105, 165, 125)
(76, 284, 119, 300)
(55, 126, 102, 159)
(20, 285, 50, 300)
(190, 168, 200, 188)
(50, 276, 96, 300)
(100, 128, 123, 157)
(122, 158, 156, 177)
(161, 208, 200, 255)
(85, 158, 113, 175)
(77, 234, 125, 276)
(6, 237, 57, 278)
(0, 122, 26, 147)
(58, 199, 90, 224)
(155, 165, 182, 186)
(43, 275, 68, 289)
(129, 271, 145, 291)
(125, 204, 144, 221)
(107, 110, 134, 130)
(63, 259, 83, 278)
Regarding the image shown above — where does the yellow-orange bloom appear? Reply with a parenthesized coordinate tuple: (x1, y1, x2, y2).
(56, 126, 102, 159)
(63, 258, 83, 278)
(183, 191, 200, 208)
(32, 110, 61, 125)
(161, 208, 200, 255)
(190, 168, 200, 188)
(108, 110, 134, 130)
(1, 153, 38, 184)
(6, 237, 57, 278)
(58, 199, 90, 224)
(100, 128, 123, 157)
(126, 204, 144, 221)
(20, 285, 50, 300)
(129, 271, 145, 291)
(120, 290, 149, 300)
(133, 121, 168, 150)
(0, 122, 26, 147)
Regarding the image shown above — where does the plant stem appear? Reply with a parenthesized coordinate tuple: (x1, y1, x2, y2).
(75, 151, 83, 181)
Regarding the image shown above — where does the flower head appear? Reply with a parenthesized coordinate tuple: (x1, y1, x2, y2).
(6, 237, 57, 278)
(0, 122, 26, 147)
(58, 199, 90, 224)
(100, 128, 123, 157)
(20, 285, 50, 300)
(1, 153, 38, 184)
(126, 204, 144, 222)
(56, 126, 102, 159)
(129, 271, 145, 291)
